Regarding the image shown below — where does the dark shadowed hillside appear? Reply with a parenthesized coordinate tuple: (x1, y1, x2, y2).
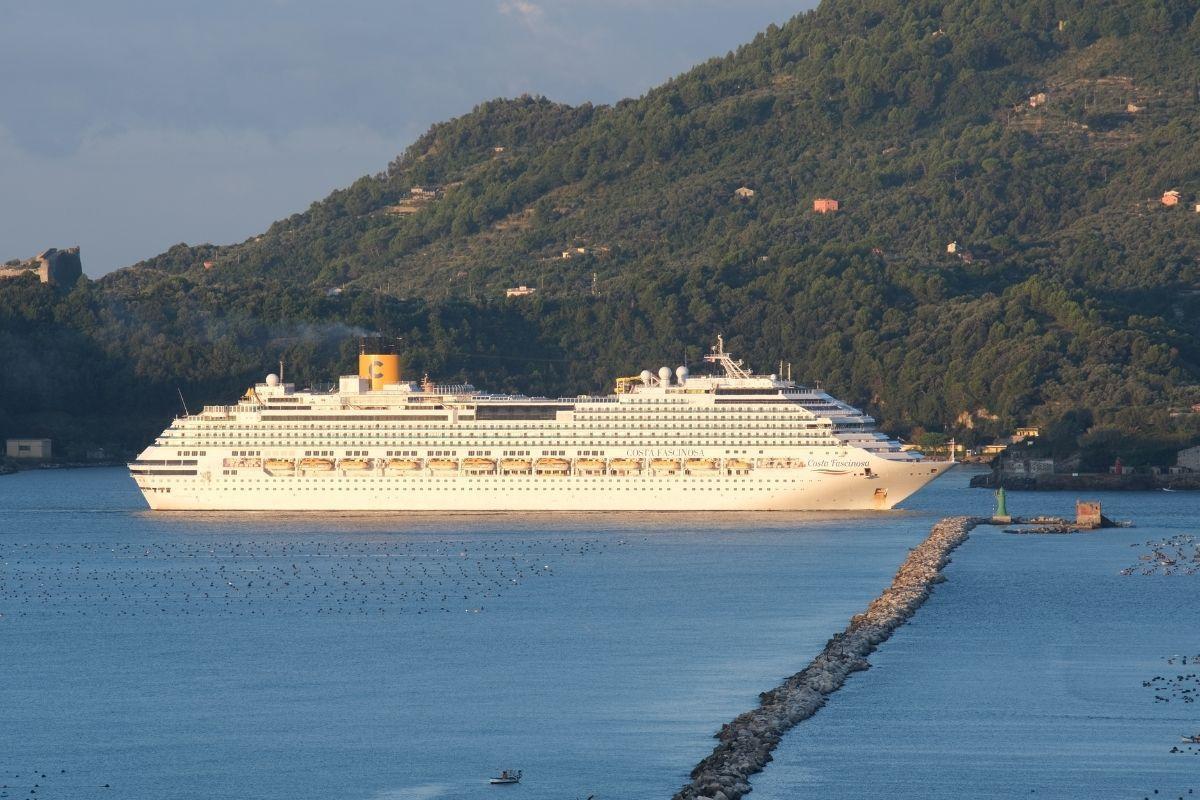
(3, 0, 1199, 461)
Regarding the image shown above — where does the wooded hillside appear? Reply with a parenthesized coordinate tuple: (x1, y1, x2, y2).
(3, 0, 1198, 461)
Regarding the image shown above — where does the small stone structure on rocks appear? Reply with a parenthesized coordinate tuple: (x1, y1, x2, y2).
(672, 516, 982, 800)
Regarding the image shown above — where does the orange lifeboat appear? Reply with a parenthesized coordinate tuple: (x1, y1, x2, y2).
(300, 457, 334, 471)
(650, 458, 681, 473)
(609, 458, 642, 473)
(725, 458, 752, 472)
(686, 458, 719, 472)
(535, 458, 570, 475)
(500, 458, 532, 473)
(575, 458, 606, 473)
(339, 458, 372, 471)
(264, 458, 295, 472)
(427, 458, 459, 472)
(463, 457, 496, 474)
(387, 458, 421, 472)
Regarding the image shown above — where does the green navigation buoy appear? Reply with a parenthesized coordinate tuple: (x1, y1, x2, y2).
(995, 485, 1008, 518)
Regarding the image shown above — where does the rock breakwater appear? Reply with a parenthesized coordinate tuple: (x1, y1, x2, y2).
(673, 516, 983, 800)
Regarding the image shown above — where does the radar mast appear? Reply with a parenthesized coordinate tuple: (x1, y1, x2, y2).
(703, 334, 752, 379)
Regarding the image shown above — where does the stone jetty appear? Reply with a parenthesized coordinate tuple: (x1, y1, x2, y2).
(673, 516, 983, 800)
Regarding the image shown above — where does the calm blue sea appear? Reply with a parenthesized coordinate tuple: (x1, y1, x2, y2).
(752, 485, 1200, 800)
(0, 467, 1193, 799)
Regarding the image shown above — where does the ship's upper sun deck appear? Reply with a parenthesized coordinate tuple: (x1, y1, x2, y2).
(197, 336, 874, 433)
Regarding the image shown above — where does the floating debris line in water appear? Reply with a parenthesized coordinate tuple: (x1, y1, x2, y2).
(1144, 668, 1200, 704)
(1143, 655, 1200, 757)
(1120, 535, 1199, 576)
(672, 516, 982, 800)
(0, 536, 624, 618)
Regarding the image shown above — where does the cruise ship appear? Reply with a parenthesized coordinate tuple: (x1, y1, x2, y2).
(129, 337, 952, 511)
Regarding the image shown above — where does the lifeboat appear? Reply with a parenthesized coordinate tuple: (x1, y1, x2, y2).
(387, 458, 421, 472)
(725, 458, 752, 471)
(650, 458, 681, 473)
(339, 458, 372, 471)
(686, 458, 719, 472)
(575, 458, 606, 473)
(463, 457, 496, 474)
(500, 458, 532, 473)
(223, 457, 262, 468)
(264, 458, 295, 472)
(427, 458, 459, 472)
(535, 458, 570, 474)
(609, 458, 642, 473)
(300, 457, 334, 471)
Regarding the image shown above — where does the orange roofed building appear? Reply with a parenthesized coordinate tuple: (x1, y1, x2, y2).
(1161, 190, 1182, 207)
(813, 198, 839, 213)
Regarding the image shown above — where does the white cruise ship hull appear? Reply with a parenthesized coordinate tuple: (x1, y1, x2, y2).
(135, 455, 952, 512)
(130, 337, 954, 513)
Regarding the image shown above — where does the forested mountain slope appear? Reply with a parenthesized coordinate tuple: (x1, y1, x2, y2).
(3, 0, 1199, 462)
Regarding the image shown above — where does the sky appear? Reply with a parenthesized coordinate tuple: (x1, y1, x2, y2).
(1, 0, 814, 277)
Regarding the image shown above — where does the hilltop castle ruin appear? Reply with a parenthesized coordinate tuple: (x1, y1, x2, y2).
(0, 247, 83, 288)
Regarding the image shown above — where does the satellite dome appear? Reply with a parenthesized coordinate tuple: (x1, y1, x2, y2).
(658, 366, 672, 385)
(265, 373, 280, 387)
(639, 369, 653, 384)
(676, 365, 689, 384)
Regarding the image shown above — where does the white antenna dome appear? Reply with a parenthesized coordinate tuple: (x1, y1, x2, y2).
(265, 373, 280, 387)
(676, 365, 689, 384)
(658, 366, 672, 385)
(639, 369, 653, 384)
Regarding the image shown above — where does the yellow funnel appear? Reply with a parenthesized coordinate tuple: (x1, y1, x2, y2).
(358, 353, 400, 390)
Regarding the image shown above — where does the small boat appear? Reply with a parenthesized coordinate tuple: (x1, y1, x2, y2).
(264, 458, 295, 472)
(387, 458, 421, 472)
(609, 458, 642, 473)
(489, 769, 522, 785)
(650, 458, 681, 473)
(725, 458, 752, 471)
(575, 458, 606, 473)
(427, 458, 459, 472)
(339, 458, 372, 471)
(463, 457, 496, 474)
(686, 458, 719, 472)
(535, 458, 570, 474)
(300, 457, 334, 471)
(1182, 734, 1200, 744)
(500, 458, 532, 473)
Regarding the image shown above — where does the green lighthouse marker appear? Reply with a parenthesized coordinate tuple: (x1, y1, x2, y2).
(995, 485, 1008, 518)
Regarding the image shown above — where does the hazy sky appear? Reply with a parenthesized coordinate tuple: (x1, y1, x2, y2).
(2, 1, 813, 276)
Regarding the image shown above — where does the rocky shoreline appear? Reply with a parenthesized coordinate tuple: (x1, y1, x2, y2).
(969, 472, 1200, 491)
(672, 516, 983, 800)
(0, 459, 126, 476)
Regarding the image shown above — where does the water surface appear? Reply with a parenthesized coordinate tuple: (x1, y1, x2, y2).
(752, 488, 1199, 800)
(1, 467, 985, 800)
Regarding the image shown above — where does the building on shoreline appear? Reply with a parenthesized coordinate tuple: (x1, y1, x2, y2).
(6, 438, 52, 460)
(1001, 458, 1054, 476)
